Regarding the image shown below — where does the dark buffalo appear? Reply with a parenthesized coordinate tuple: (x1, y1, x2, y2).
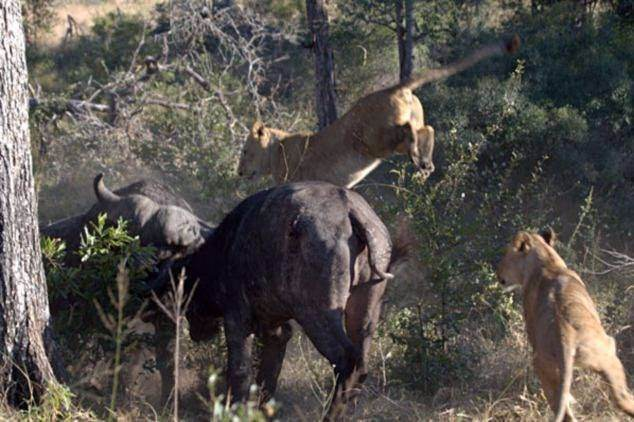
(158, 182, 406, 419)
(41, 175, 213, 404)
(41, 174, 211, 260)
(90, 174, 212, 259)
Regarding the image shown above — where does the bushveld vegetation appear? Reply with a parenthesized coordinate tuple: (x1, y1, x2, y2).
(8, 0, 633, 419)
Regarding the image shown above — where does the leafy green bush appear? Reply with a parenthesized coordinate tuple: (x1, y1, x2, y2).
(42, 214, 156, 348)
(378, 65, 577, 393)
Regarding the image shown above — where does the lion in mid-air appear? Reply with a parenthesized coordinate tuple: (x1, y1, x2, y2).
(497, 229, 634, 421)
(238, 36, 520, 188)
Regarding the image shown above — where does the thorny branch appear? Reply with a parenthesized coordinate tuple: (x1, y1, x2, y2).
(30, 1, 298, 146)
(585, 248, 634, 276)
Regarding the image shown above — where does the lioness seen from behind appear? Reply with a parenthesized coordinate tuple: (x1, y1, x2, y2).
(497, 229, 634, 421)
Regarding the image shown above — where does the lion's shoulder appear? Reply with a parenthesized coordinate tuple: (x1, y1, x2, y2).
(547, 272, 602, 331)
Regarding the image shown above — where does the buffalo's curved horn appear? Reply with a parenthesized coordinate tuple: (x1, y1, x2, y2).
(93, 173, 121, 203)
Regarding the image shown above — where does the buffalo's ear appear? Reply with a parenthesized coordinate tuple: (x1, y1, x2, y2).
(513, 231, 532, 253)
(251, 120, 266, 138)
(539, 227, 557, 246)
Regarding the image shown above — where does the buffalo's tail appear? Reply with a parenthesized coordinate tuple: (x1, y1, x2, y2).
(349, 206, 395, 281)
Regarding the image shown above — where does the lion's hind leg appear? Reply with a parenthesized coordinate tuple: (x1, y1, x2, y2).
(534, 357, 576, 422)
(600, 356, 634, 416)
(534, 360, 559, 413)
(581, 335, 634, 417)
(553, 344, 576, 422)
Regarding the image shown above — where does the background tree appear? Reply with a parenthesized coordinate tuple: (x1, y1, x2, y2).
(21, 0, 55, 45)
(306, 0, 338, 128)
(0, 0, 60, 407)
(341, 0, 416, 82)
(396, 0, 414, 81)
(403, 0, 414, 81)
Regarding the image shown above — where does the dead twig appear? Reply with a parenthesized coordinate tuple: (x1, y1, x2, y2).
(151, 269, 197, 422)
(584, 248, 634, 276)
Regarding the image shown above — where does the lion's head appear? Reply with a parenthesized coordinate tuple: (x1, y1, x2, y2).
(238, 121, 273, 180)
(497, 228, 566, 287)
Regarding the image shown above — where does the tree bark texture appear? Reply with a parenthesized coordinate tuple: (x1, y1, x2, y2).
(396, 0, 414, 83)
(0, 0, 59, 407)
(306, 0, 338, 129)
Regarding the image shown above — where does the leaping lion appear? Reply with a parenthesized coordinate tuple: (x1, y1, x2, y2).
(238, 36, 520, 188)
(497, 229, 634, 421)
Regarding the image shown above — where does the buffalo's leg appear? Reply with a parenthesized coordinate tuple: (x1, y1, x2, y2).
(224, 312, 254, 403)
(151, 313, 175, 407)
(296, 310, 360, 421)
(294, 237, 360, 419)
(344, 280, 387, 401)
(256, 322, 293, 403)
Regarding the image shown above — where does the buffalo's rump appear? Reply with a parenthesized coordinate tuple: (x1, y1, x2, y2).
(187, 181, 390, 321)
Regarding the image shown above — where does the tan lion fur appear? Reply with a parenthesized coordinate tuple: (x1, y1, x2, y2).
(497, 229, 634, 421)
(238, 36, 519, 188)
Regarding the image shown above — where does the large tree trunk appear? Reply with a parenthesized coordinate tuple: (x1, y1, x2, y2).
(396, 0, 405, 79)
(396, 0, 414, 83)
(0, 0, 60, 407)
(306, 0, 338, 129)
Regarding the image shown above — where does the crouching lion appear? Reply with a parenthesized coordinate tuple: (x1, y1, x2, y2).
(238, 36, 519, 188)
(497, 229, 634, 421)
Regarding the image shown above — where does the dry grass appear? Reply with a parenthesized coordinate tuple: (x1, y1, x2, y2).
(1, 264, 631, 420)
(265, 311, 632, 421)
(44, 0, 162, 46)
(271, 267, 634, 421)
(237, 275, 632, 422)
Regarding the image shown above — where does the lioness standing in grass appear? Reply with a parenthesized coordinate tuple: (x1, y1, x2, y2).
(238, 36, 519, 188)
(497, 229, 634, 421)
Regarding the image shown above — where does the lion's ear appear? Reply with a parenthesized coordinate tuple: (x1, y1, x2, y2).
(539, 227, 557, 246)
(513, 232, 532, 252)
(251, 120, 266, 138)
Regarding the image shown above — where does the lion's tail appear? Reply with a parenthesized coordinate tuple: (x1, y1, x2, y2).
(554, 345, 575, 422)
(598, 344, 634, 416)
(398, 35, 520, 92)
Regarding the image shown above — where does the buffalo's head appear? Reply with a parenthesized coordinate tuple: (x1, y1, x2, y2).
(144, 261, 222, 342)
(186, 299, 222, 341)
